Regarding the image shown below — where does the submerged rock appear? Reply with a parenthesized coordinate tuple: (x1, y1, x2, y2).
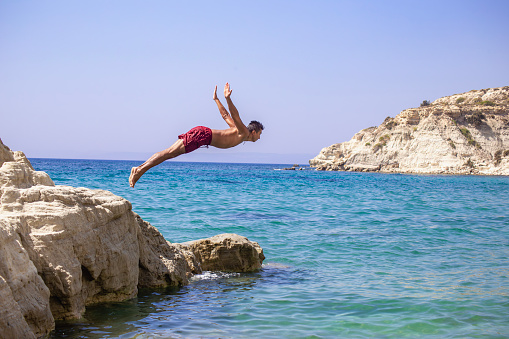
(0, 140, 264, 338)
(310, 86, 509, 175)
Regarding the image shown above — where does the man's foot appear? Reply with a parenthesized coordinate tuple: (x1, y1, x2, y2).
(129, 167, 140, 188)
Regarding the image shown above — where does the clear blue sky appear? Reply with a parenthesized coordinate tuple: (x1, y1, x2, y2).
(1, 0, 508, 164)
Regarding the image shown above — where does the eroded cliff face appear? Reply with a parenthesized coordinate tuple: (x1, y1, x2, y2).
(0, 140, 264, 338)
(0, 141, 187, 338)
(310, 87, 509, 175)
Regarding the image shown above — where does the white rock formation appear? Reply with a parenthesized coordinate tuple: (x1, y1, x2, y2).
(0, 140, 264, 338)
(310, 86, 509, 175)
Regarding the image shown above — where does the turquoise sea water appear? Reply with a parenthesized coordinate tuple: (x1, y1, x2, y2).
(30, 159, 509, 338)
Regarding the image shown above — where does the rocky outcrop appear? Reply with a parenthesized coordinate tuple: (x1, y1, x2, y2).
(310, 86, 509, 175)
(0, 140, 264, 338)
(135, 213, 194, 286)
(179, 234, 265, 272)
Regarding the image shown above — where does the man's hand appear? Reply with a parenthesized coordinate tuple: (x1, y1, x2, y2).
(224, 82, 232, 98)
(213, 85, 218, 100)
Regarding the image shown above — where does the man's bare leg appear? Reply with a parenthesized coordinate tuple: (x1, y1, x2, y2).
(129, 139, 186, 187)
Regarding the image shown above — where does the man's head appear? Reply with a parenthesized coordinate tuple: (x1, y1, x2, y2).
(247, 120, 264, 142)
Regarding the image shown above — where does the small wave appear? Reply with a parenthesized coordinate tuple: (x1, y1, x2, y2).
(262, 262, 291, 269)
(190, 271, 240, 282)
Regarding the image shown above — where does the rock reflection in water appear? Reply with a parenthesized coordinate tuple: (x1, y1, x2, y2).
(50, 268, 283, 338)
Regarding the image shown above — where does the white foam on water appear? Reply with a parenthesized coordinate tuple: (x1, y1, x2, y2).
(262, 262, 291, 269)
(190, 271, 240, 282)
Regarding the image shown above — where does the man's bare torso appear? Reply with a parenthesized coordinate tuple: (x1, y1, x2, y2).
(210, 128, 246, 149)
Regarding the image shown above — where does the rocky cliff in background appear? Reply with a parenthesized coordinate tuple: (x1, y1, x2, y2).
(310, 86, 509, 175)
(0, 139, 264, 338)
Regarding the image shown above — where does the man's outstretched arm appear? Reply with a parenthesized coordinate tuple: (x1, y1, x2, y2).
(224, 83, 249, 136)
(213, 85, 235, 128)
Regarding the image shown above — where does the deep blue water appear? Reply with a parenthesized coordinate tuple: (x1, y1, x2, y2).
(30, 158, 509, 338)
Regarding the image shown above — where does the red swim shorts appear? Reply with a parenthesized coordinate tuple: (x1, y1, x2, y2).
(178, 126, 213, 153)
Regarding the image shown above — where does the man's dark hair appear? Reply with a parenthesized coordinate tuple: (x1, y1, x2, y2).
(247, 120, 264, 133)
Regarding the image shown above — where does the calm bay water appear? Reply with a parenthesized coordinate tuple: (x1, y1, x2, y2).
(30, 159, 509, 338)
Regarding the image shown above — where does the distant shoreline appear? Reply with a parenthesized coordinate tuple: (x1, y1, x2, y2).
(29, 157, 312, 167)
